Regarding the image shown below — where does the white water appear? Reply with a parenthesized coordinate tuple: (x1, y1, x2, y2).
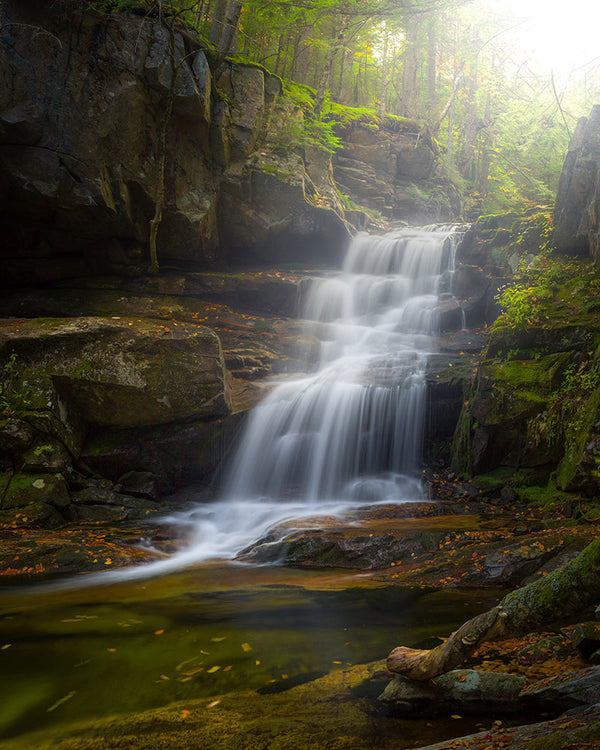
(159, 225, 466, 563)
(55, 225, 465, 587)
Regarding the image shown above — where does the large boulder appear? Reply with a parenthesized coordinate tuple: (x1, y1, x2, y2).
(0, 317, 231, 429)
(379, 669, 526, 716)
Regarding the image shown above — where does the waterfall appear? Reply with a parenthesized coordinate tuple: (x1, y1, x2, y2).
(159, 224, 466, 563)
(45, 225, 466, 586)
(222, 226, 465, 504)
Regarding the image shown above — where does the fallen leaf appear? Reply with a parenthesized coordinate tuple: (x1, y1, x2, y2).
(207, 666, 221, 673)
(241, 642, 252, 652)
(47, 691, 76, 712)
(154, 629, 164, 635)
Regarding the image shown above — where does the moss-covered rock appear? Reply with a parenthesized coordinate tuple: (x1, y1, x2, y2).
(0, 316, 231, 429)
(2, 472, 70, 511)
(379, 669, 526, 715)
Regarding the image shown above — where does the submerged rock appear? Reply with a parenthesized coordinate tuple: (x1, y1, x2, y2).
(379, 669, 526, 716)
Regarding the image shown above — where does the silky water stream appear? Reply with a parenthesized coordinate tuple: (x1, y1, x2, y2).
(0, 226, 504, 749)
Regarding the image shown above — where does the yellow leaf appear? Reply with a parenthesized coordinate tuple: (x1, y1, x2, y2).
(451, 714, 463, 719)
(241, 642, 252, 652)
(211, 637, 227, 642)
(47, 691, 76, 713)
(207, 666, 220, 673)
(207, 699, 221, 708)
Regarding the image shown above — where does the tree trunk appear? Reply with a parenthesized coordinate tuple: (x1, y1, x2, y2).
(314, 16, 348, 116)
(387, 535, 600, 680)
(209, 0, 227, 45)
(457, 49, 480, 179)
(379, 22, 388, 120)
(426, 17, 436, 116)
(217, 0, 242, 61)
(400, 16, 419, 117)
(149, 20, 178, 275)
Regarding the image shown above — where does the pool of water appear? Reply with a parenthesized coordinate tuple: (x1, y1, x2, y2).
(0, 563, 501, 746)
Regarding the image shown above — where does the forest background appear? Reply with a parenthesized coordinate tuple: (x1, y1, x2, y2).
(95, 0, 600, 219)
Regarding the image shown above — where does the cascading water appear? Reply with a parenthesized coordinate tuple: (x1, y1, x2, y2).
(159, 224, 467, 565)
(68, 225, 465, 583)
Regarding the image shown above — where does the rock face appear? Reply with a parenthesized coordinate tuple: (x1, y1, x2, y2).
(554, 105, 600, 261)
(0, 0, 353, 282)
(333, 121, 461, 222)
(0, 316, 232, 526)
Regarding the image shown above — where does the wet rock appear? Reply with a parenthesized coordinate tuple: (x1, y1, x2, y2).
(115, 471, 160, 501)
(433, 297, 463, 332)
(379, 669, 526, 716)
(218, 169, 350, 267)
(571, 622, 600, 661)
(237, 528, 444, 569)
(70, 478, 133, 507)
(482, 538, 560, 584)
(0, 500, 64, 529)
(522, 664, 600, 711)
(413, 703, 600, 750)
(21, 439, 72, 474)
(80, 413, 243, 495)
(516, 634, 572, 664)
(65, 503, 129, 523)
(0, 418, 34, 457)
(2, 472, 70, 512)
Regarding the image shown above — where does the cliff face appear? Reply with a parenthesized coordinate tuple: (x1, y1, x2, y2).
(334, 122, 461, 223)
(0, 1, 456, 285)
(0, 1, 350, 281)
(554, 105, 600, 262)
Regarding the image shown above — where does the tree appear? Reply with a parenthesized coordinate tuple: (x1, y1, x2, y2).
(387, 535, 600, 680)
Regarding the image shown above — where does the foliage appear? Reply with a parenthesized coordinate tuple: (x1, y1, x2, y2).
(494, 248, 584, 331)
(90, 0, 600, 213)
(0, 354, 32, 417)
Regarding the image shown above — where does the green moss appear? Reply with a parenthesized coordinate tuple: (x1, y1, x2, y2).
(475, 213, 518, 231)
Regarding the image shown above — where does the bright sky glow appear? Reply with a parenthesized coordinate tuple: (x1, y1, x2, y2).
(498, 0, 600, 76)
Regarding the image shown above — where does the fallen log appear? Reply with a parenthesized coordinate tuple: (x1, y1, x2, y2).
(387, 535, 600, 680)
